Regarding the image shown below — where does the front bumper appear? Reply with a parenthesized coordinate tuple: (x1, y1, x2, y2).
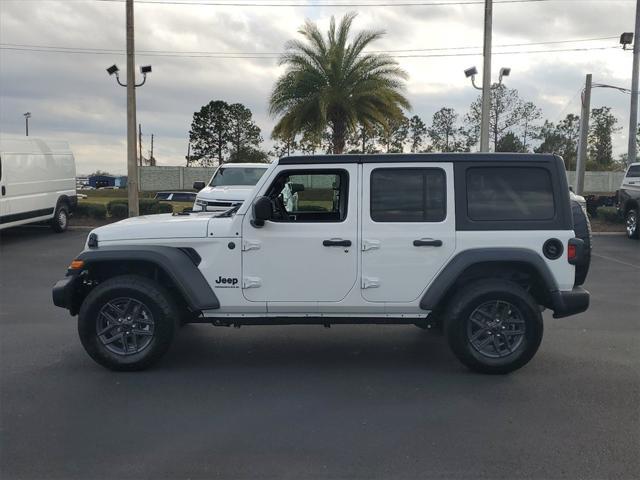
(52, 272, 82, 314)
(551, 287, 590, 318)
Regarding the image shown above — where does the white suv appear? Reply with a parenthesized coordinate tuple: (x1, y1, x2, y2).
(192, 163, 268, 212)
(53, 153, 591, 374)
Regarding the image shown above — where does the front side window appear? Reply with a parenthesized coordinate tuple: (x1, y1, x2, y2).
(209, 167, 268, 187)
(266, 170, 348, 222)
(466, 167, 555, 221)
(626, 165, 640, 178)
(370, 168, 446, 222)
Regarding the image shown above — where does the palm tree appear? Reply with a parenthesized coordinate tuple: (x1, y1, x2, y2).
(269, 13, 411, 154)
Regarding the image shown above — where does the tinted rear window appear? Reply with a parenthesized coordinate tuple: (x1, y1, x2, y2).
(466, 167, 555, 221)
(370, 168, 446, 222)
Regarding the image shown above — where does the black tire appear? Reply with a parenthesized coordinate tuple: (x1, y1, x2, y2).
(444, 279, 543, 375)
(571, 200, 591, 285)
(626, 208, 639, 239)
(78, 275, 178, 371)
(51, 203, 69, 233)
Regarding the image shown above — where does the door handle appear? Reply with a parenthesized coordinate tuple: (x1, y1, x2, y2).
(323, 239, 352, 247)
(1, 186, 5, 196)
(413, 238, 443, 247)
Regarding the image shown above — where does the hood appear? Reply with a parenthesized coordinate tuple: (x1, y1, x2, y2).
(91, 213, 213, 243)
(196, 185, 255, 201)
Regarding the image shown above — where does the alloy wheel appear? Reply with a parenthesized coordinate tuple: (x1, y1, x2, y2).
(467, 300, 526, 358)
(96, 297, 155, 356)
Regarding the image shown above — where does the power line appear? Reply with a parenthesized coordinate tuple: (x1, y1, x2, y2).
(89, 0, 617, 7)
(0, 36, 619, 56)
(0, 44, 619, 58)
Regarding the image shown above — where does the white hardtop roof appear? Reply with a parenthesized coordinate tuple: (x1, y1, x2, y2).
(0, 138, 72, 155)
(219, 162, 270, 168)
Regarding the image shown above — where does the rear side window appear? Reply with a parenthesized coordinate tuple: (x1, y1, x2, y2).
(626, 165, 640, 178)
(370, 168, 446, 222)
(466, 167, 555, 221)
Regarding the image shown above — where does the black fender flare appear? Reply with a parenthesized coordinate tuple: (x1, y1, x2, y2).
(420, 248, 559, 311)
(76, 245, 219, 311)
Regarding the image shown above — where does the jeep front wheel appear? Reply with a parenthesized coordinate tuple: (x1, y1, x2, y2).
(444, 279, 543, 374)
(78, 275, 178, 371)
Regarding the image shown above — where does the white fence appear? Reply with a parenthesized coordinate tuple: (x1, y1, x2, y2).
(139, 166, 625, 193)
(139, 166, 217, 191)
(566, 171, 625, 193)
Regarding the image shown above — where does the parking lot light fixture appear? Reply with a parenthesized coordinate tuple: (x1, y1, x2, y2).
(620, 32, 634, 50)
(499, 67, 511, 83)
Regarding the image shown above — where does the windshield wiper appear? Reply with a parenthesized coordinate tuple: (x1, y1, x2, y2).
(215, 204, 241, 218)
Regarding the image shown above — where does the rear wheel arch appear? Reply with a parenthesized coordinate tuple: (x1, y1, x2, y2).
(421, 249, 558, 317)
(623, 198, 638, 214)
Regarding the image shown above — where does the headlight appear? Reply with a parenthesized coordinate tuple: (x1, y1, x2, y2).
(195, 199, 207, 207)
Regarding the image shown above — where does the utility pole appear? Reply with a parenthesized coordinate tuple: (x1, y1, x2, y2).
(480, 0, 493, 152)
(186, 142, 191, 167)
(23, 112, 31, 136)
(138, 123, 143, 167)
(628, 0, 640, 165)
(126, 0, 139, 217)
(150, 134, 154, 165)
(576, 74, 592, 195)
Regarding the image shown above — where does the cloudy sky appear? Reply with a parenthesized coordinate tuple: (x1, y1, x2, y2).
(0, 0, 637, 174)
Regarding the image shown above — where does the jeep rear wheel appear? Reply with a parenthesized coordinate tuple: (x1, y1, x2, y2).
(78, 275, 178, 371)
(444, 279, 543, 374)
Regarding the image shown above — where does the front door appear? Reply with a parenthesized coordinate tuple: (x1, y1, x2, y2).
(360, 163, 456, 303)
(241, 165, 358, 307)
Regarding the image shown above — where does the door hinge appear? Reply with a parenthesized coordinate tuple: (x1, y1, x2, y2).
(362, 239, 381, 251)
(242, 239, 261, 251)
(243, 276, 262, 289)
(362, 277, 380, 289)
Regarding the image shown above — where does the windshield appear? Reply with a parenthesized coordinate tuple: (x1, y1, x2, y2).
(209, 167, 267, 187)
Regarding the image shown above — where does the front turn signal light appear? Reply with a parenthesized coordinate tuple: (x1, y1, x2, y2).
(69, 260, 85, 270)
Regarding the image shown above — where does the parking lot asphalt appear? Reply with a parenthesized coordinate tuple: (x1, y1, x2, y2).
(0, 227, 638, 480)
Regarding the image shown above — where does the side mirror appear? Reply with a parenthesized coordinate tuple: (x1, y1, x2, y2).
(193, 181, 205, 191)
(251, 196, 272, 228)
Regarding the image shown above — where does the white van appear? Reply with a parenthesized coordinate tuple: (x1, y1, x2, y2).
(0, 138, 77, 232)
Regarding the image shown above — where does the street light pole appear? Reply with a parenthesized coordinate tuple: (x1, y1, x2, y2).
(24, 112, 31, 136)
(628, 0, 640, 165)
(480, 0, 493, 152)
(576, 74, 592, 196)
(126, 0, 139, 217)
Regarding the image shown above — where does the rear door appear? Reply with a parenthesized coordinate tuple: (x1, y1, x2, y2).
(360, 163, 456, 303)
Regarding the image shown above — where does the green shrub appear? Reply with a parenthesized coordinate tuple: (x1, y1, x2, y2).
(157, 203, 173, 214)
(109, 203, 128, 219)
(106, 199, 173, 216)
(139, 198, 159, 215)
(597, 207, 623, 224)
(75, 203, 107, 220)
(106, 199, 128, 215)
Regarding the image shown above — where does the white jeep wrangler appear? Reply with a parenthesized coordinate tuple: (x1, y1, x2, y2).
(53, 154, 591, 374)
